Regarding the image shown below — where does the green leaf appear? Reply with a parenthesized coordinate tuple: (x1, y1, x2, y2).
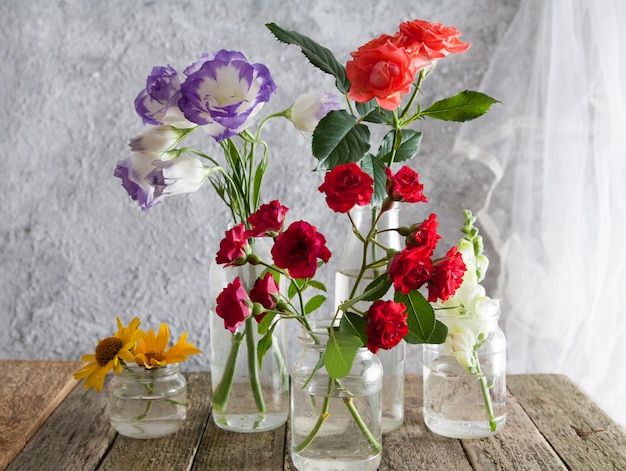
(376, 129, 422, 164)
(265, 23, 350, 94)
(360, 154, 387, 207)
(288, 278, 304, 300)
(429, 320, 449, 344)
(395, 290, 437, 343)
(257, 312, 277, 335)
(420, 90, 499, 122)
(325, 331, 362, 379)
(339, 312, 368, 345)
(306, 279, 327, 292)
(257, 323, 275, 369)
(360, 273, 393, 301)
(305, 294, 327, 314)
(312, 110, 370, 170)
(359, 105, 394, 124)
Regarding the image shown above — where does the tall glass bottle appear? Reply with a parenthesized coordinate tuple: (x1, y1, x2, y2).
(334, 204, 405, 433)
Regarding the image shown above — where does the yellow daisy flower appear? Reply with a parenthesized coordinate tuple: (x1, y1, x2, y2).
(133, 323, 202, 368)
(73, 317, 143, 391)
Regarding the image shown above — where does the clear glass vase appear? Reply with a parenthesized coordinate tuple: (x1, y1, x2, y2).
(423, 311, 506, 438)
(290, 321, 383, 471)
(108, 364, 187, 439)
(209, 238, 289, 432)
(334, 204, 405, 433)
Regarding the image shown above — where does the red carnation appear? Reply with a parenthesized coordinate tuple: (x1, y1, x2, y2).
(406, 213, 440, 256)
(215, 223, 250, 267)
(215, 277, 252, 333)
(366, 300, 409, 353)
(249, 272, 280, 322)
(385, 166, 428, 203)
(245, 200, 288, 238)
(428, 247, 466, 302)
(388, 246, 433, 294)
(271, 221, 331, 279)
(318, 163, 374, 213)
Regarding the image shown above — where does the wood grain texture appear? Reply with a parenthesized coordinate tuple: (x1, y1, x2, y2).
(0, 359, 81, 471)
(508, 374, 626, 471)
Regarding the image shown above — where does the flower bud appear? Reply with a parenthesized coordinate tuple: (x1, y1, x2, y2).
(288, 92, 340, 132)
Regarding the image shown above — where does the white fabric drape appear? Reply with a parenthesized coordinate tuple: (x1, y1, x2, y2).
(455, 0, 626, 427)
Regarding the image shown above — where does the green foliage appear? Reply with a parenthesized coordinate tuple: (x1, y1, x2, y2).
(325, 331, 362, 379)
(420, 90, 499, 122)
(312, 110, 370, 170)
(395, 290, 448, 344)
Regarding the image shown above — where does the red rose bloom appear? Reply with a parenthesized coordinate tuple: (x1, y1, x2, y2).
(215, 276, 252, 333)
(388, 246, 433, 294)
(249, 272, 280, 322)
(271, 221, 331, 279)
(215, 223, 250, 267)
(428, 247, 466, 302)
(318, 163, 374, 213)
(245, 200, 288, 238)
(406, 213, 440, 256)
(398, 19, 471, 61)
(366, 300, 409, 353)
(385, 166, 428, 203)
(346, 35, 419, 110)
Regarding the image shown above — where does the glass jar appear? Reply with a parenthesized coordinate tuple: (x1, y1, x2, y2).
(334, 204, 405, 433)
(290, 322, 383, 471)
(108, 364, 187, 439)
(423, 312, 506, 438)
(209, 237, 289, 433)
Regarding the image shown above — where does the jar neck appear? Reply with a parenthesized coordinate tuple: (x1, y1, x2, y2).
(121, 363, 181, 377)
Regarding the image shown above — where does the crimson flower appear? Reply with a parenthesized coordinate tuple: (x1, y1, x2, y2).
(271, 221, 331, 278)
(385, 166, 428, 203)
(428, 247, 466, 302)
(215, 277, 252, 333)
(366, 300, 409, 353)
(215, 223, 250, 267)
(249, 272, 280, 322)
(388, 246, 433, 294)
(245, 200, 288, 238)
(406, 213, 440, 256)
(318, 163, 374, 213)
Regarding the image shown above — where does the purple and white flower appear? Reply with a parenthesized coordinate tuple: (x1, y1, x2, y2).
(178, 50, 277, 141)
(129, 125, 188, 154)
(114, 152, 210, 211)
(134, 65, 191, 127)
(288, 92, 340, 132)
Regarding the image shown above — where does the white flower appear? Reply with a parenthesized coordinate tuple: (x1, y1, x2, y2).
(288, 92, 340, 132)
(129, 126, 187, 155)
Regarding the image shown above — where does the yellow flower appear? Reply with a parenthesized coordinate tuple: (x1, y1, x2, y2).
(133, 323, 202, 368)
(73, 317, 143, 391)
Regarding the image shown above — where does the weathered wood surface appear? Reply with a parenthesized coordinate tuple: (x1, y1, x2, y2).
(3, 362, 626, 471)
(0, 359, 81, 471)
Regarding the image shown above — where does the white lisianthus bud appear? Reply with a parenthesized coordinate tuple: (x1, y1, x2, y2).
(288, 92, 340, 132)
(148, 155, 211, 197)
(129, 125, 187, 154)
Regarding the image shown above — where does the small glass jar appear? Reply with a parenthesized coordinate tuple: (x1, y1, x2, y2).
(334, 204, 405, 433)
(108, 364, 187, 439)
(423, 312, 506, 438)
(290, 322, 383, 471)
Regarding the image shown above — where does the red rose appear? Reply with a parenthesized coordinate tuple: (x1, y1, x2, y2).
(388, 246, 433, 294)
(245, 200, 288, 238)
(215, 276, 252, 333)
(318, 163, 374, 213)
(428, 247, 466, 302)
(406, 213, 440, 256)
(249, 272, 280, 322)
(215, 223, 250, 267)
(398, 19, 471, 61)
(346, 35, 418, 110)
(385, 166, 428, 203)
(366, 300, 409, 353)
(271, 221, 331, 279)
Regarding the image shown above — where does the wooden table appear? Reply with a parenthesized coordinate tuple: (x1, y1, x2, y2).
(1, 360, 625, 470)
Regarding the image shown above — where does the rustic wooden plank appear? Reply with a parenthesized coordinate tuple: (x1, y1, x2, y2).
(98, 372, 212, 471)
(461, 390, 567, 470)
(191, 384, 286, 471)
(5, 371, 116, 471)
(0, 359, 81, 471)
(508, 374, 626, 470)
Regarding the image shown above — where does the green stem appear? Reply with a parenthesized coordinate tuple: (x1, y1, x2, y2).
(211, 332, 244, 412)
(472, 350, 497, 432)
(293, 396, 331, 453)
(343, 397, 382, 453)
(245, 316, 267, 413)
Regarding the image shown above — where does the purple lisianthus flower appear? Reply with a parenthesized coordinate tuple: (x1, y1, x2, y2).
(114, 152, 160, 210)
(178, 50, 277, 141)
(135, 65, 191, 127)
(289, 92, 341, 132)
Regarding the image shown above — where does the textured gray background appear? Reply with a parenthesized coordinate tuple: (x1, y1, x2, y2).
(0, 0, 519, 373)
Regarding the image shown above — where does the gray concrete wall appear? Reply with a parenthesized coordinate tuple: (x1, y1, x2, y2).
(0, 0, 519, 371)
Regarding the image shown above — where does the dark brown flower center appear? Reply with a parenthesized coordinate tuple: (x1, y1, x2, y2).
(95, 337, 124, 366)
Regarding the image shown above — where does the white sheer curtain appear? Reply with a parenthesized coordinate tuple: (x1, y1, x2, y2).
(455, 0, 626, 427)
